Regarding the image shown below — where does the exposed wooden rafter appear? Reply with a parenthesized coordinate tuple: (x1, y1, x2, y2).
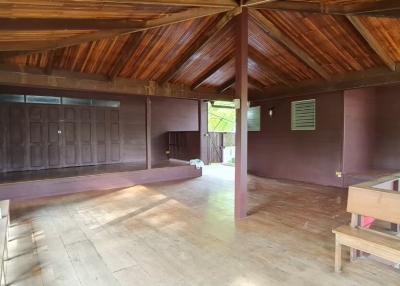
(0, 7, 230, 55)
(119, 0, 238, 8)
(347, 16, 398, 72)
(245, 0, 278, 7)
(252, 68, 400, 101)
(249, 46, 292, 86)
(0, 65, 233, 101)
(191, 53, 233, 90)
(248, 77, 267, 93)
(249, 9, 330, 80)
(219, 78, 235, 94)
(250, 0, 400, 18)
(44, 51, 56, 75)
(159, 8, 240, 84)
(108, 32, 147, 81)
(0, 18, 146, 31)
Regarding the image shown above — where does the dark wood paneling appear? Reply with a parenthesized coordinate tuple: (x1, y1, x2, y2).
(28, 105, 45, 168)
(48, 106, 61, 168)
(168, 131, 200, 161)
(110, 109, 121, 162)
(96, 109, 107, 163)
(9, 105, 27, 170)
(1, 100, 122, 172)
(80, 108, 93, 164)
(63, 107, 79, 166)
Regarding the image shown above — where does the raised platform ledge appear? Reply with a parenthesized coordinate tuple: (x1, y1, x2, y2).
(0, 165, 202, 201)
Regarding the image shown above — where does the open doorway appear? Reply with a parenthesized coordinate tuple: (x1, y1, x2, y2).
(207, 101, 235, 165)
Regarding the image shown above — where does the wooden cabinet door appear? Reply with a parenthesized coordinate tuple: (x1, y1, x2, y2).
(95, 109, 107, 164)
(8, 105, 27, 171)
(28, 105, 46, 169)
(80, 108, 94, 165)
(63, 107, 79, 166)
(110, 109, 121, 162)
(47, 106, 62, 168)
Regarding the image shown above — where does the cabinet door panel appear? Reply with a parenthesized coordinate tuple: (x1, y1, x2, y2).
(9, 106, 26, 170)
(47, 107, 61, 168)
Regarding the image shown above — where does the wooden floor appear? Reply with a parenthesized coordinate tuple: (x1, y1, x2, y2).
(7, 165, 399, 286)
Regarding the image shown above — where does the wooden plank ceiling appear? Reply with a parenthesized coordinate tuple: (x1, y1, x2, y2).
(0, 0, 399, 100)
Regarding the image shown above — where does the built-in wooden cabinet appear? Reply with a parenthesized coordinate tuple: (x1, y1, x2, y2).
(0, 103, 121, 172)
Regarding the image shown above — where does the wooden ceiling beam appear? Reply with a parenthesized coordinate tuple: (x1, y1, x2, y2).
(0, 18, 146, 31)
(347, 16, 398, 72)
(250, 0, 400, 17)
(248, 46, 293, 86)
(219, 78, 235, 93)
(108, 32, 147, 81)
(0, 7, 230, 54)
(117, 0, 238, 8)
(0, 64, 233, 101)
(191, 53, 233, 90)
(245, 0, 279, 7)
(249, 9, 330, 80)
(251, 67, 400, 101)
(248, 77, 267, 93)
(159, 8, 240, 84)
(44, 51, 56, 75)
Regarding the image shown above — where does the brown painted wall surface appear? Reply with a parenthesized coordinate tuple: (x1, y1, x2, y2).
(374, 86, 400, 170)
(342, 88, 376, 174)
(151, 97, 199, 165)
(248, 92, 344, 187)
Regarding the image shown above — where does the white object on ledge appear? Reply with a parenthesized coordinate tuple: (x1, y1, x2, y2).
(190, 159, 205, 170)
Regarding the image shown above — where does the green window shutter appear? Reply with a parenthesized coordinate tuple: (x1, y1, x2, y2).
(291, 99, 316, 131)
(248, 106, 261, 132)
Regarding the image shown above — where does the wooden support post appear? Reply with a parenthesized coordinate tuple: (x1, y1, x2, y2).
(198, 100, 209, 165)
(146, 97, 152, 169)
(234, 7, 248, 219)
(335, 240, 342, 273)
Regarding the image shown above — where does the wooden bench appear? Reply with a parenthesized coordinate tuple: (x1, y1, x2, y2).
(333, 183, 400, 272)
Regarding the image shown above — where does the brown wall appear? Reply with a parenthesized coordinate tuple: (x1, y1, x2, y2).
(373, 86, 400, 170)
(342, 88, 376, 174)
(151, 97, 199, 165)
(0, 86, 200, 171)
(248, 92, 344, 187)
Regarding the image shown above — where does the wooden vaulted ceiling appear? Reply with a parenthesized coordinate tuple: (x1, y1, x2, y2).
(0, 0, 400, 100)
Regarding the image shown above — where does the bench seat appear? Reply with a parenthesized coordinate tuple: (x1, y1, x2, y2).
(333, 225, 400, 272)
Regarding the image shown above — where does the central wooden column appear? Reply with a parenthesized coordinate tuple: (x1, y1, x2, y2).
(234, 7, 248, 219)
(198, 100, 209, 165)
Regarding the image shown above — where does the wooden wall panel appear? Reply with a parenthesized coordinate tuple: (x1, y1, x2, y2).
(96, 109, 107, 163)
(63, 107, 79, 166)
(80, 108, 93, 164)
(110, 110, 121, 162)
(28, 106, 45, 168)
(9, 105, 27, 170)
(0, 101, 122, 172)
(48, 107, 61, 168)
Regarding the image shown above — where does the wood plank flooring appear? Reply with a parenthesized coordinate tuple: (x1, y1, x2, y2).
(6, 164, 400, 286)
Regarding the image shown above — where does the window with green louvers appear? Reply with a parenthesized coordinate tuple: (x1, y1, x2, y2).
(248, 106, 261, 132)
(291, 99, 316, 131)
